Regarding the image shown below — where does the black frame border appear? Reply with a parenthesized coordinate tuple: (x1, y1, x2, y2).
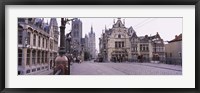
(0, 0, 200, 93)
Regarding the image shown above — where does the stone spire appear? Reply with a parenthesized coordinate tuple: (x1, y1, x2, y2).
(91, 25, 93, 33)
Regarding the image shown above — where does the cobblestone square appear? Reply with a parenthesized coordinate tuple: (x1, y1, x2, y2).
(70, 61, 182, 75)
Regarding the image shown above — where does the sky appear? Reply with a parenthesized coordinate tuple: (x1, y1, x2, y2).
(44, 18, 182, 53)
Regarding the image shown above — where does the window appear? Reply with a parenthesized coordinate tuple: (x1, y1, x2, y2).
(46, 39, 48, 48)
(42, 51, 44, 64)
(26, 69, 30, 73)
(18, 18, 25, 22)
(27, 32, 30, 45)
(32, 69, 36, 72)
(50, 40, 53, 50)
(179, 52, 182, 57)
(146, 46, 149, 51)
(26, 49, 30, 65)
(43, 38, 45, 48)
(118, 34, 121, 38)
(33, 34, 36, 46)
(18, 29, 23, 44)
(122, 42, 124, 47)
(74, 24, 78, 29)
(115, 42, 117, 48)
(38, 36, 40, 47)
(119, 42, 121, 48)
(32, 50, 36, 65)
(170, 53, 172, 57)
(45, 51, 48, 63)
(37, 51, 40, 64)
(18, 49, 22, 66)
(18, 71, 21, 75)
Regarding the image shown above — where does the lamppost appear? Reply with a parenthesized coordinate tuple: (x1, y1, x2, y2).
(66, 32, 72, 74)
(54, 18, 74, 75)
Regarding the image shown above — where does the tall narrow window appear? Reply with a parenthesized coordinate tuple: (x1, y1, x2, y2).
(27, 32, 31, 45)
(170, 53, 172, 57)
(115, 42, 117, 48)
(18, 29, 23, 44)
(18, 49, 22, 66)
(32, 50, 36, 65)
(26, 49, 30, 65)
(38, 36, 40, 47)
(37, 51, 40, 64)
(42, 51, 44, 64)
(33, 34, 36, 46)
(119, 42, 121, 48)
(46, 39, 48, 48)
(146, 46, 149, 51)
(45, 51, 48, 63)
(43, 38, 45, 48)
(122, 42, 124, 47)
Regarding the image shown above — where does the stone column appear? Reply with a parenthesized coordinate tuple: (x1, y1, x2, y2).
(22, 48, 27, 74)
(47, 51, 50, 70)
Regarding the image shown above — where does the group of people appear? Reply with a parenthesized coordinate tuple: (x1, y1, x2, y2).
(73, 57, 82, 63)
(112, 56, 127, 63)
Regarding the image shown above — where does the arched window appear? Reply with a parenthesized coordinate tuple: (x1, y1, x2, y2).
(27, 32, 31, 45)
(33, 34, 36, 46)
(118, 34, 121, 38)
(18, 49, 22, 66)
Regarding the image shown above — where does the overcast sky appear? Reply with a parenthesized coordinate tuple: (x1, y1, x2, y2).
(44, 18, 182, 53)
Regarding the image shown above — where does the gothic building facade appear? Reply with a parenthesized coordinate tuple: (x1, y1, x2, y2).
(99, 18, 165, 62)
(71, 18, 83, 58)
(18, 18, 59, 75)
(88, 26, 96, 59)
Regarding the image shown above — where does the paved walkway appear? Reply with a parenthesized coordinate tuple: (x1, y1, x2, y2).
(70, 61, 182, 75)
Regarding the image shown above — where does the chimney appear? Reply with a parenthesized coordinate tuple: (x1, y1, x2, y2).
(175, 35, 178, 38)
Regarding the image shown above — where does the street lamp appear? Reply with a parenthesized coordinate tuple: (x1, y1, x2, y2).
(54, 18, 74, 75)
(66, 32, 72, 74)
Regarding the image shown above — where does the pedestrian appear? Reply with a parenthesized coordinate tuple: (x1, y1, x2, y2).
(137, 55, 140, 62)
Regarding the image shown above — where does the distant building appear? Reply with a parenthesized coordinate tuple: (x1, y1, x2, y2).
(165, 34, 182, 65)
(99, 18, 165, 62)
(71, 18, 82, 57)
(84, 34, 89, 52)
(18, 18, 59, 75)
(88, 26, 96, 59)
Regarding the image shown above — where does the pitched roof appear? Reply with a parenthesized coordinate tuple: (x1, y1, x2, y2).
(168, 34, 182, 43)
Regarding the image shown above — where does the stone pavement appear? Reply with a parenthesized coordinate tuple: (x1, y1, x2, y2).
(27, 69, 54, 75)
(70, 61, 182, 75)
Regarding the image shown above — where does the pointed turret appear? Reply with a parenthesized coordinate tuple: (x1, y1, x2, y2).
(91, 25, 93, 33)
